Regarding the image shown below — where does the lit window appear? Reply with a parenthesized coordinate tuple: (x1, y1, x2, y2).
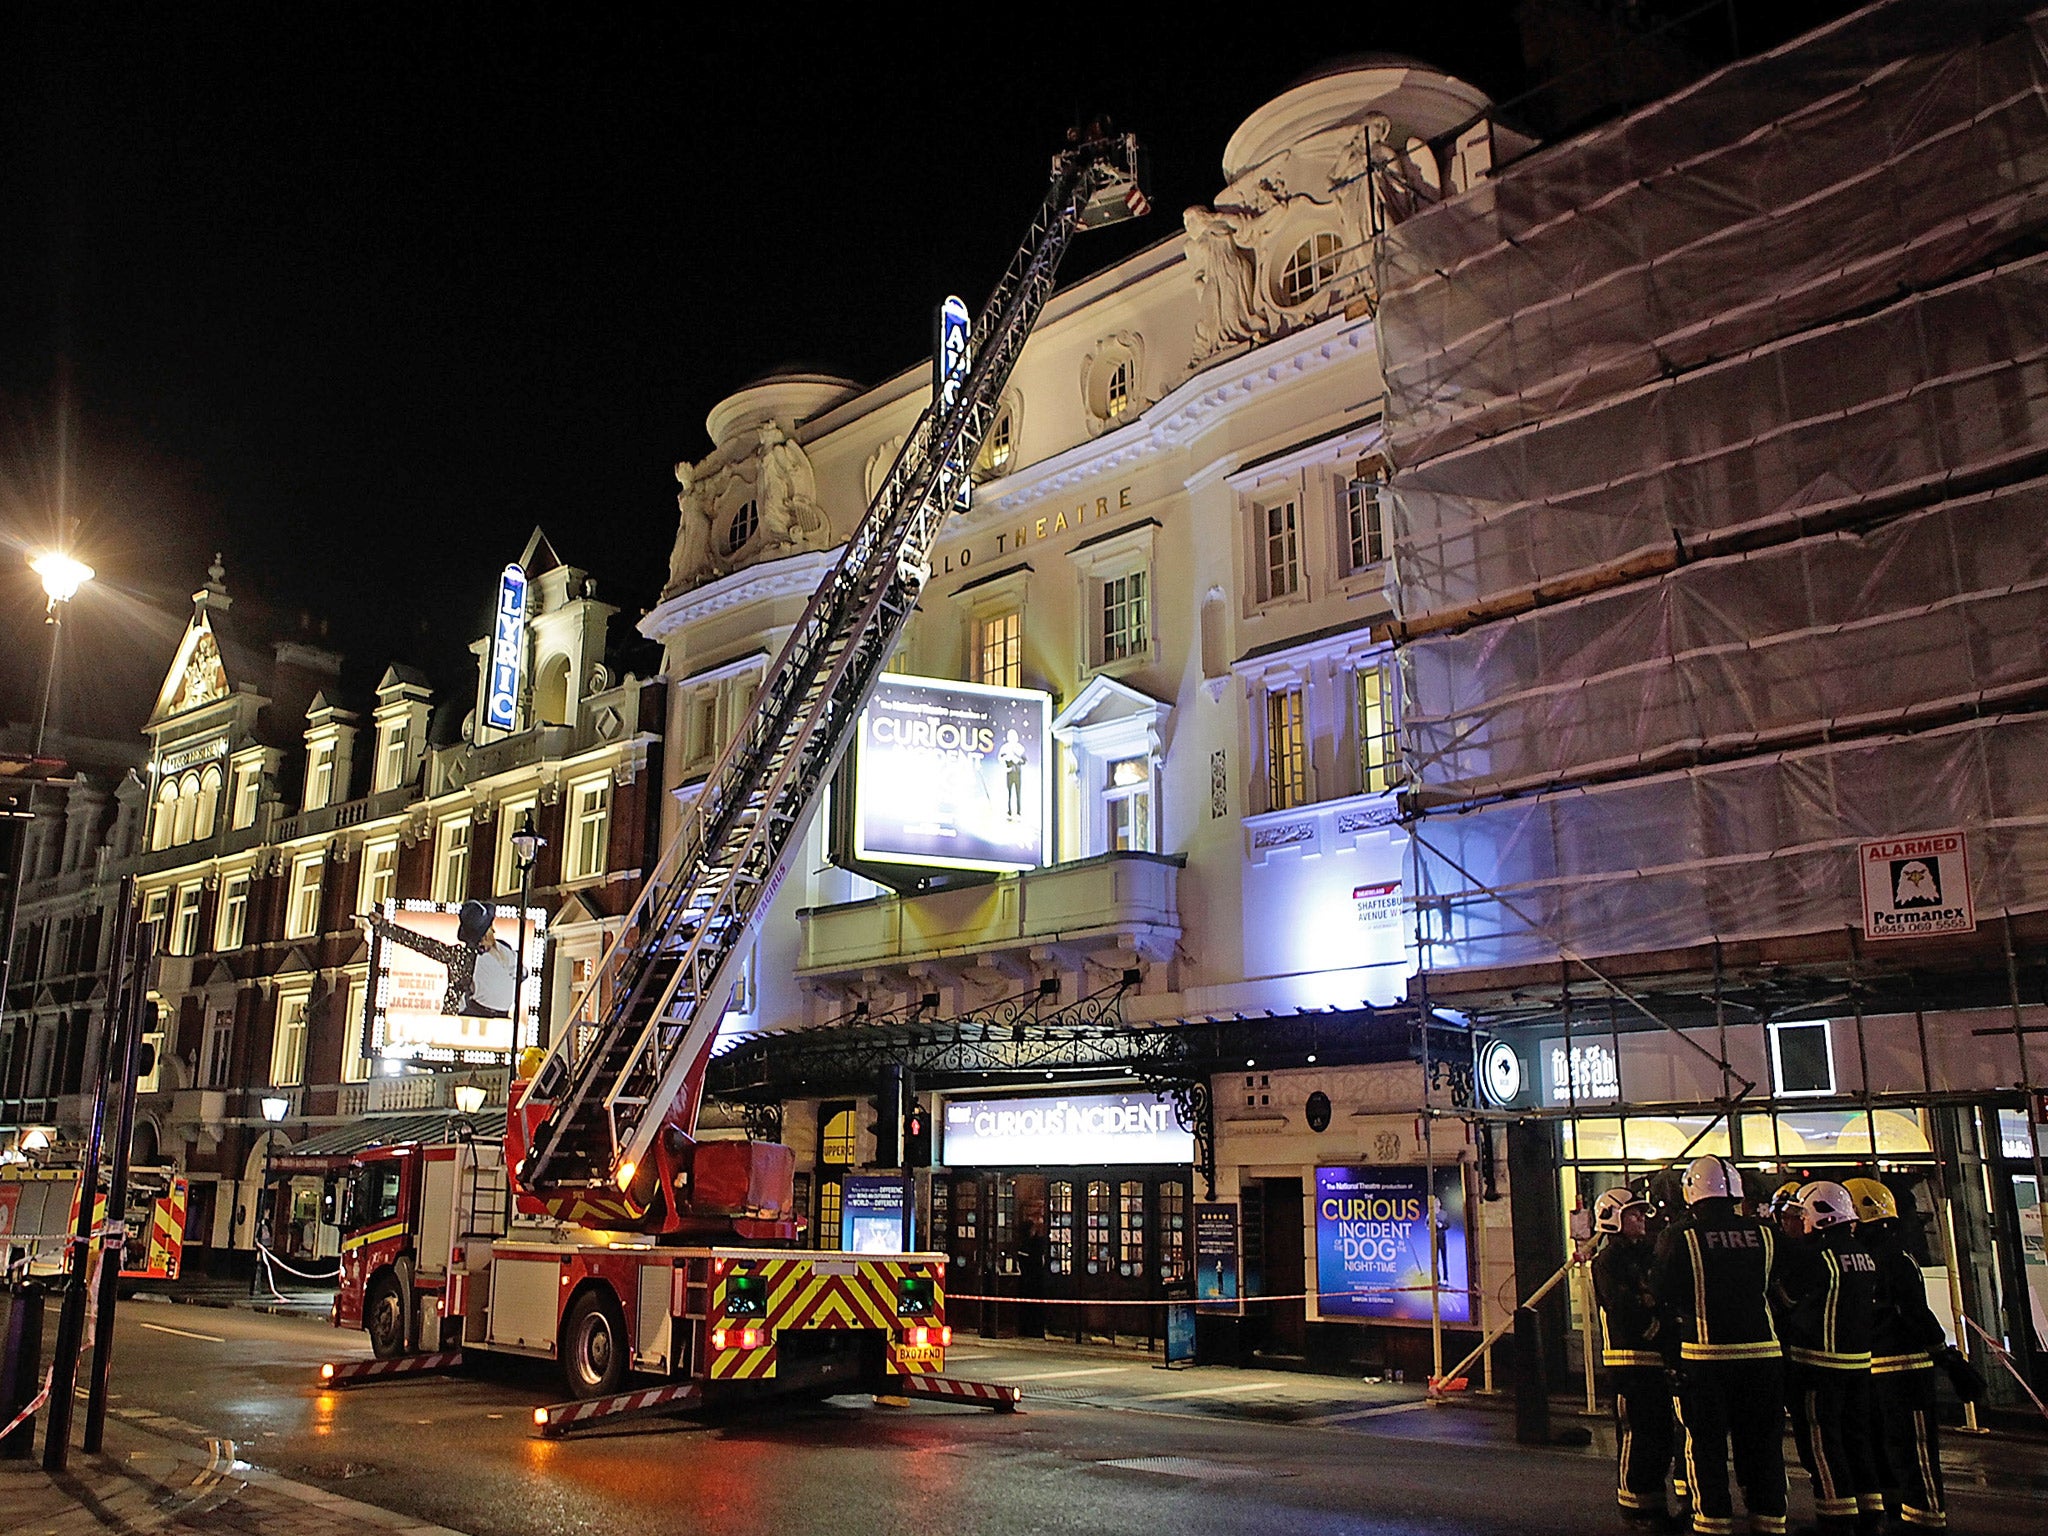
(1101, 570, 1148, 663)
(1266, 686, 1307, 810)
(974, 609, 1022, 689)
(1048, 1181, 1073, 1276)
(434, 817, 471, 903)
(1105, 360, 1132, 420)
(1345, 464, 1387, 572)
(1279, 231, 1344, 306)
(1260, 499, 1301, 602)
(1118, 1180, 1146, 1276)
(496, 798, 537, 893)
(195, 765, 221, 840)
(817, 1178, 843, 1249)
(1105, 756, 1152, 852)
(217, 872, 250, 951)
(172, 774, 200, 846)
(230, 760, 261, 829)
(1158, 1180, 1188, 1283)
(285, 854, 324, 939)
(172, 882, 204, 957)
(727, 500, 758, 555)
(359, 838, 398, 915)
(138, 1011, 165, 1092)
(977, 408, 1014, 476)
(270, 989, 310, 1087)
(377, 724, 409, 792)
(142, 887, 171, 931)
(201, 1007, 234, 1089)
(339, 978, 372, 1083)
(821, 1105, 857, 1167)
(305, 742, 336, 811)
(1356, 665, 1403, 795)
(565, 777, 610, 882)
(152, 780, 177, 851)
(1085, 1181, 1111, 1274)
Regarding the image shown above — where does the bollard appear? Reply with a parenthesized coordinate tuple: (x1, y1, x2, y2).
(1, 1282, 47, 1460)
(1512, 1304, 1550, 1447)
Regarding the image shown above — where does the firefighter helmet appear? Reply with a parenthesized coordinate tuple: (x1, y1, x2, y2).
(1795, 1180, 1857, 1233)
(1593, 1187, 1650, 1234)
(1681, 1155, 1743, 1205)
(1843, 1177, 1898, 1224)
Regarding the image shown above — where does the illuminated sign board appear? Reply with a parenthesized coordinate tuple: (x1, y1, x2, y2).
(485, 564, 527, 732)
(362, 898, 545, 1064)
(840, 1175, 907, 1254)
(1313, 1165, 1471, 1324)
(1537, 1037, 1620, 1105)
(935, 294, 972, 511)
(850, 674, 1050, 873)
(941, 1092, 1193, 1167)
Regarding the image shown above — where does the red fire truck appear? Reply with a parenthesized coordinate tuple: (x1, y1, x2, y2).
(326, 126, 1146, 1421)
(330, 1104, 949, 1402)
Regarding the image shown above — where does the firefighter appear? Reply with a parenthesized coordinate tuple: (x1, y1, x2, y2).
(1776, 1181, 1883, 1534)
(1653, 1155, 1788, 1536)
(1594, 1187, 1679, 1529)
(1846, 1178, 1947, 1530)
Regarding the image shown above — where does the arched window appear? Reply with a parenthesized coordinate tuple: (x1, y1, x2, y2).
(1104, 360, 1132, 420)
(533, 653, 572, 726)
(171, 774, 200, 846)
(194, 765, 222, 841)
(977, 408, 1014, 477)
(1278, 231, 1344, 306)
(726, 500, 758, 555)
(153, 780, 179, 851)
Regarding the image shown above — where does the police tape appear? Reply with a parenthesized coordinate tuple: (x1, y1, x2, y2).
(255, 1244, 341, 1282)
(0, 1369, 52, 1444)
(945, 1283, 1477, 1307)
(1964, 1316, 2048, 1421)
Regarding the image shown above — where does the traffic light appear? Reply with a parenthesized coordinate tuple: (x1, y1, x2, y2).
(904, 1101, 932, 1167)
(872, 1063, 905, 1168)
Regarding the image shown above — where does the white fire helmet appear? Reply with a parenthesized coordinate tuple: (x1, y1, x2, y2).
(1681, 1155, 1743, 1205)
(1794, 1180, 1857, 1234)
(1593, 1187, 1650, 1235)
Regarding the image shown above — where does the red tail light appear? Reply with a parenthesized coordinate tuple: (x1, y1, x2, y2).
(739, 1326, 763, 1350)
(711, 1328, 728, 1350)
(940, 1325, 952, 1346)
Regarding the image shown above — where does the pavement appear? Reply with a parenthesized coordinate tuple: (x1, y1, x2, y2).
(5, 1300, 2039, 1536)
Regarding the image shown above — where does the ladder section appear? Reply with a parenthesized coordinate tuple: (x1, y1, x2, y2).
(517, 129, 1148, 1211)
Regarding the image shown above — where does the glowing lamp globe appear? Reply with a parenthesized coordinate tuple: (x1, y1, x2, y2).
(30, 551, 94, 606)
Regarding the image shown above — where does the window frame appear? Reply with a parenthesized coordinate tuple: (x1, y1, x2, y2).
(1066, 519, 1158, 680)
(1277, 229, 1344, 307)
(1342, 458, 1389, 578)
(304, 740, 337, 812)
(972, 607, 1023, 690)
(338, 974, 373, 1083)
(1265, 683, 1309, 812)
(229, 755, 263, 830)
(270, 984, 311, 1088)
(375, 722, 409, 793)
(1258, 496, 1302, 604)
(216, 871, 251, 951)
(433, 815, 472, 903)
(564, 776, 611, 883)
(1099, 568, 1149, 666)
(201, 1005, 235, 1090)
(359, 836, 398, 915)
(284, 853, 324, 940)
(495, 797, 537, 893)
(1354, 661, 1404, 797)
(171, 881, 205, 957)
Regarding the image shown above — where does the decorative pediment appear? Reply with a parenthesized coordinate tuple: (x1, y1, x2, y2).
(1052, 673, 1173, 742)
(152, 617, 230, 723)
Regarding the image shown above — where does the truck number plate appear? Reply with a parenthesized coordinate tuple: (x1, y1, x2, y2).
(894, 1344, 942, 1367)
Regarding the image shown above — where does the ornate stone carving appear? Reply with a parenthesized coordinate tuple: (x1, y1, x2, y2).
(668, 459, 715, 593)
(755, 425, 831, 555)
(1184, 205, 1265, 363)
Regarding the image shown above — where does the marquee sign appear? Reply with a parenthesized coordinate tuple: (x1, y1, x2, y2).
(935, 295, 972, 510)
(485, 564, 527, 733)
(1313, 1165, 1471, 1324)
(941, 1091, 1193, 1167)
(850, 674, 1050, 873)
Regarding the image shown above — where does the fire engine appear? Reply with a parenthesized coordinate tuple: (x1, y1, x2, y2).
(0, 1164, 189, 1282)
(328, 126, 1148, 1419)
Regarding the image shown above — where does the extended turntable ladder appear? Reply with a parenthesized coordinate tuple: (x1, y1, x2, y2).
(516, 129, 1148, 1215)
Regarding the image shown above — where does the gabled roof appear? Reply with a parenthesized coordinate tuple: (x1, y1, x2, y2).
(148, 604, 233, 726)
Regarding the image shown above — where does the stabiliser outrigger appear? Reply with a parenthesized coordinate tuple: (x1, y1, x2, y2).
(322, 125, 1148, 1437)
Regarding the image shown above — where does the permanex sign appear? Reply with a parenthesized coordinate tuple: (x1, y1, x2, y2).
(1858, 831, 1975, 942)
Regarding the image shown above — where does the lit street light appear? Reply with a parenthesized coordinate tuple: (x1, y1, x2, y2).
(29, 550, 95, 611)
(509, 809, 545, 1064)
(251, 1094, 291, 1296)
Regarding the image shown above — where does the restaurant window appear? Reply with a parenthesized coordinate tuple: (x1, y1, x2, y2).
(216, 872, 250, 951)
(1158, 1180, 1188, 1282)
(433, 816, 471, 903)
(565, 776, 610, 882)
(285, 853, 324, 939)
(270, 987, 310, 1088)
(820, 1102, 857, 1167)
(974, 608, 1023, 690)
(1265, 685, 1307, 810)
(1117, 1180, 1146, 1277)
(171, 882, 204, 957)
(1085, 1180, 1112, 1275)
(1048, 1181, 1074, 1277)
(1356, 663, 1403, 795)
(359, 837, 398, 915)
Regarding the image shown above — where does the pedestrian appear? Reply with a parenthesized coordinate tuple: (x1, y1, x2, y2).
(1775, 1181, 1883, 1534)
(1846, 1178, 1947, 1531)
(1015, 1212, 1049, 1338)
(1653, 1155, 1788, 1536)
(1594, 1187, 1680, 1530)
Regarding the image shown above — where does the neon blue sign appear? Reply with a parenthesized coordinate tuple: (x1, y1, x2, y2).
(485, 564, 527, 732)
(936, 294, 972, 511)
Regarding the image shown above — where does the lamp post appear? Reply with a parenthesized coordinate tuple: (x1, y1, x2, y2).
(250, 1094, 289, 1296)
(0, 550, 94, 1053)
(509, 810, 544, 1055)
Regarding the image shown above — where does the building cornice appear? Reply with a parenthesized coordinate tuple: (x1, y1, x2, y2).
(639, 548, 838, 643)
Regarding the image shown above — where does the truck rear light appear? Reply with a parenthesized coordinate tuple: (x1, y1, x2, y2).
(320, 1363, 335, 1382)
(940, 1326, 952, 1346)
(533, 1407, 550, 1427)
(614, 1159, 637, 1191)
(739, 1326, 762, 1350)
(711, 1328, 728, 1350)
(907, 1325, 929, 1346)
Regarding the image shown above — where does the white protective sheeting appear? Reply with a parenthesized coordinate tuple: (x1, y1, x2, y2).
(1376, 1, 2048, 973)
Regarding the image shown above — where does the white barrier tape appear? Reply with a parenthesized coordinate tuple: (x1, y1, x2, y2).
(1964, 1316, 2048, 1422)
(255, 1244, 340, 1283)
(0, 1369, 52, 1443)
(947, 1282, 1479, 1308)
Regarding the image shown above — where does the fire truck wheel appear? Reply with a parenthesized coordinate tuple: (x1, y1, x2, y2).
(563, 1289, 629, 1400)
(365, 1276, 408, 1360)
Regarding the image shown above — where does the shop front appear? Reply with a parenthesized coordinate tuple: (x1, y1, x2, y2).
(932, 1087, 1195, 1345)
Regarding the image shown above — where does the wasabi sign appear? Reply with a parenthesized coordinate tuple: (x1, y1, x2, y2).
(1314, 1165, 1470, 1324)
(485, 564, 527, 733)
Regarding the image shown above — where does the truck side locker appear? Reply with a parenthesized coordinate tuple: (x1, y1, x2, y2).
(633, 1262, 673, 1374)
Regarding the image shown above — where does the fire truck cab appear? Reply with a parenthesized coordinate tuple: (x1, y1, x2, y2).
(333, 1131, 948, 1401)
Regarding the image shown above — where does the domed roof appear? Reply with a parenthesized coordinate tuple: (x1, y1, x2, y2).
(705, 370, 864, 448)
(1222, 57, 1491, 182)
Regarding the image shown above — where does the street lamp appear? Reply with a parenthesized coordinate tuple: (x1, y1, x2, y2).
(509, 809, 545, 1056)
(251, 1094, 290, 1295)
(0, 548, 94, 1054)
(454, 1074, 488, 1115)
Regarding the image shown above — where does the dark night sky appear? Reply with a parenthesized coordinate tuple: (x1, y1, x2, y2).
(0, 2, 1750, 742)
